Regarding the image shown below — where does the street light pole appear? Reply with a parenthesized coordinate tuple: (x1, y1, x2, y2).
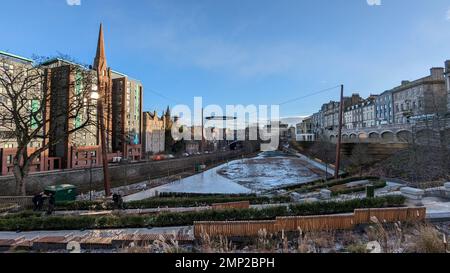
(89, 154, 93, 201)
(97, 96, 111, 197)
(334, 84, 344, 180)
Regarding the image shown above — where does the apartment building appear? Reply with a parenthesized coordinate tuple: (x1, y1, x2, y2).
(111, 71, 143, 156)
(375, 90, 394, 125)
(392, 68, 447, 124)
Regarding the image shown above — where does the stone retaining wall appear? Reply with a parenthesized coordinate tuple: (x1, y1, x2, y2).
(0, 151, 251, 196)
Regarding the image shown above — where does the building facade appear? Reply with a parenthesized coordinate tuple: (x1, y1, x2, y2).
(143, 111, 165, 156)
(392, 68, 447, 124)
(375, 90, 394, 125)
(362, 97, 377, 128)
(111, 71, 143, 155)
(296, 116, 315, 141)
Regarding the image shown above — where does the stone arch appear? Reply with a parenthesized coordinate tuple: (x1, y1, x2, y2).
(358, 133, 368, 141)
(330, 135, 336, 142)
(396, 130, 413, 143)
(368, 132, 380, 139)
(381, 131, 395, 141)
(349, 133, 357, 140)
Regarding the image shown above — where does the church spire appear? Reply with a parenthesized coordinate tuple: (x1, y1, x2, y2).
(94, 23, 107, 71)
(165, 106, 171, 117)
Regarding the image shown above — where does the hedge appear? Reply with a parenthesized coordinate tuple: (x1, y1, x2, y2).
(0, 196, 406, 231)
(0, 215, 150, 231)
(150, 206, 290, 227)
(331, 180, 387, 196)
(56, 195, 292, 211)
(289, 195, 405, 216)
(279, 176, 382, 193)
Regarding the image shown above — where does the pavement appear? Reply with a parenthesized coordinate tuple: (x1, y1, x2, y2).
(0, 226, 192, 240)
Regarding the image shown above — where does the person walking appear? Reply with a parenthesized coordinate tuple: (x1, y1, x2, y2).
(47, 193, 55, 215)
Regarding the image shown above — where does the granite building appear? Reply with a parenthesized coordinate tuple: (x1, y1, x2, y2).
(392, 67, 447, 124)
(143, 111, 165, 156)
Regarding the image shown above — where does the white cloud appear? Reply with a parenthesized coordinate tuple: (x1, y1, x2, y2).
(367, 0, 381, 6)
(447, 9, 450, 21)
(66, 0, 81, 6)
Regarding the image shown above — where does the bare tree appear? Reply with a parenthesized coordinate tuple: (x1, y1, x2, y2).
(309, 136, 336, 181)
(0, 55, 96, 195)
(347, 144, 373, 177)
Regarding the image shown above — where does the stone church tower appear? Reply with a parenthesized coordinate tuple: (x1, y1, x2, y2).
(93, 24, 113, 152)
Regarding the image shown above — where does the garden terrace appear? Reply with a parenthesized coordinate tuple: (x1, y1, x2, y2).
(0, 196, 406, 231)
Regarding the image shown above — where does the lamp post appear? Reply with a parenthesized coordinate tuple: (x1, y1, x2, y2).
(91, 88, 111, 197)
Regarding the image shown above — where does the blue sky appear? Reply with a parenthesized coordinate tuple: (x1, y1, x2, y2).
(1, 0, 450, 118)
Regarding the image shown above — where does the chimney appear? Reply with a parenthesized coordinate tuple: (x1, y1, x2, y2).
(401, 80, 410, 85)
(430, 67, 444, 80)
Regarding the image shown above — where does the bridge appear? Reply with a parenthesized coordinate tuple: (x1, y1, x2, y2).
(323, 117, 450, 146)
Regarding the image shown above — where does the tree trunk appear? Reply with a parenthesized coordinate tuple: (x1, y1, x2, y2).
(13, 167, 28, 196)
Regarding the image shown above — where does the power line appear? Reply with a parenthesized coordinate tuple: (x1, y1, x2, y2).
(278, 85, 341, 106)
(145, 88, 181, 105)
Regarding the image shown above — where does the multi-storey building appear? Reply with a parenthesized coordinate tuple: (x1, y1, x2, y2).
(296, 116, 315, 141)
(0, 51, 40, 149)
(143, 111, 165, 156)
(362, 96, 377, 128)
(344, 103, 363, 129)
(40, 58, 99, 169)
(392, 67, 447, 124)
(111, 71, 143, 155)
(375, 90, 394, 125)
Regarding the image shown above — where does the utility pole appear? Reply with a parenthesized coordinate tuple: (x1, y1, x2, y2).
(97, 95, 111, 197)
(201, 107, 205, 153)
(334, 84, 344, 180)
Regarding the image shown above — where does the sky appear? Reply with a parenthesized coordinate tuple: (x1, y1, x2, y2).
(1, 0, 450, 119)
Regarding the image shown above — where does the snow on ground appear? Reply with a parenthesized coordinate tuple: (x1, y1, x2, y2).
(124, 151, 322, 201)
(218, 152, 320, 191)
(124, 163, 252, 201)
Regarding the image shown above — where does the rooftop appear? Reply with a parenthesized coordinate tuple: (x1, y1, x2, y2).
(0, 50, 33, 63)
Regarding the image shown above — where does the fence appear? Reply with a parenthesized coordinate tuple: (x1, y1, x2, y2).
(0, 196, 34, 209)
(194, 207, 426, 238)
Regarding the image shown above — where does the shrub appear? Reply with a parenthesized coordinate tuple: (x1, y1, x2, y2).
(409, 225, 446, 253)
(56, 196, 292, 211)
(280, 176, 381, 192)
(150, 206, 290, 227)
(331, 180, 387, 196)
(289, 195, 405, 216)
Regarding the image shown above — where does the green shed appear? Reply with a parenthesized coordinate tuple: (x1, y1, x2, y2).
(44, 184, 77, 203)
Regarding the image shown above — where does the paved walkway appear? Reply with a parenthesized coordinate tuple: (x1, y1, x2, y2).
(0, 226, 192, 240)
